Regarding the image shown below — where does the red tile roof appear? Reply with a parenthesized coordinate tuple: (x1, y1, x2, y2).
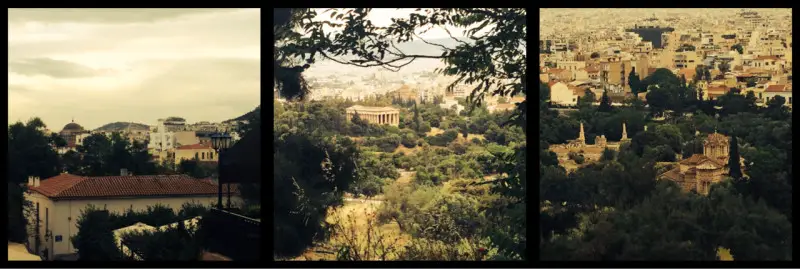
(28, 173, 231, 200)
(756, 55, 779, 61)
(176, 144, 212, 150)
(706, 85, 729, 93)
(765, 84, 788, 92)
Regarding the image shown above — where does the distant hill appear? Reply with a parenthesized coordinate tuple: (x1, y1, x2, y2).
(94, 122, 151, 132)
(224, 106, 260, 123)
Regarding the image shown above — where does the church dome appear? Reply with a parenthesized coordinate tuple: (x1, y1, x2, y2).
(705, 132, 728, 145)
(62, 122, 84, 132)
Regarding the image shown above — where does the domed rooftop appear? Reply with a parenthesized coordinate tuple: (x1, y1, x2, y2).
(705, 132, 728, 145)
(62, 122, 84, 132)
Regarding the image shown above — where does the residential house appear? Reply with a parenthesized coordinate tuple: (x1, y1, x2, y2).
(546, 68, 573, 82)
(175, 144, 218, 165)
(706, 85, 730, 100)
(174, 131, 200, 147)
(24, 173, 241, 260)
(548, 81, 576, 106)
(763, 84, 792, 106)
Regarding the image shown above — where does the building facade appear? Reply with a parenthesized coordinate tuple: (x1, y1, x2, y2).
(659, 132, 745, 195)
(25, 173, 241, 260)
(175, 144, 218, 165)
(345, 105, 400, 127)
(148, 119, 176, 153)
(59, 120, 91, 148)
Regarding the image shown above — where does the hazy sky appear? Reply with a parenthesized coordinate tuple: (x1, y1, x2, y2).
(305, 8, 496, 76)
(8, 8, 260, 130)
(312, 8, 475, 40)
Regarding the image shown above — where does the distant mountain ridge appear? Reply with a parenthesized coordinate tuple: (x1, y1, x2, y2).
(94, 122, 150, 132)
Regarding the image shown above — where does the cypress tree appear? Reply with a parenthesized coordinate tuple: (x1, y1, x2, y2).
(598, 90, 613, 112)
(413, 102, 421, 132)
(728, 135, 742, 179)
(628, 67, 640, 96)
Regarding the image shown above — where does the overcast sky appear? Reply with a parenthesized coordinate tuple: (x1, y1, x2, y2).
(8, 8, 260, 130)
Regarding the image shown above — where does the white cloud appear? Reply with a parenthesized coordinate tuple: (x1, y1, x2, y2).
(8, 8, 261, 130)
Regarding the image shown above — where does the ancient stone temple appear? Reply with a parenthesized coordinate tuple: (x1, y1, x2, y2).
(345, 105, 401, 127)
(659, 131, 745, 195)
(621, 122, 630, 142)
(549, 121, 629, 164)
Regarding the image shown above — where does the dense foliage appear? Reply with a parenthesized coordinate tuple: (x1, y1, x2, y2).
(71, 203, 210, 261)
(539, 67, 792, 261)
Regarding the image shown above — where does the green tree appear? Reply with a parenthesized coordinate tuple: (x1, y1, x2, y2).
(236, 106, 261, 138)
(718, 61, 730, 74)
(413, 102, 421, 133)
(728, 135, 742, 179)
(578, 89, 596, 109)
(628, 67, 641, 96)
(273, 130, 359, 257)
(600, 148, 616, 162)
(8, 118, 61, 243)
(731, 44, 743, 54)
(71, 206, 124, 260)
(276, 8, 527, 259)
(598, 90, 613, 112)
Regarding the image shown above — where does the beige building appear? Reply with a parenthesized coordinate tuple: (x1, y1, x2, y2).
(25, 173, 241, 260)
(548, 81, 577, 106)
(175, 144, 217, 165)
(174, 131, 201, 147)
(549, 122, 629, 167)
(346, 105, 400, 127)
(660, 132, 745, 195)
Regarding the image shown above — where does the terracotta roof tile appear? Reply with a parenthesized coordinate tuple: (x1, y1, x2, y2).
(765, 84, 788, 92)
(706, 85, 728, 93)
(661, 167, 682, 181)
(756, 55, 779, 60)
(176, 144, 213, 150)
(28, 174, 238, 200)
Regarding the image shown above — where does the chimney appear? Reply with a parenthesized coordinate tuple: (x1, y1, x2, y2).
(34, 176, 40, 187)
(121, 168, 129, 176)
(27, 176, 34, 187)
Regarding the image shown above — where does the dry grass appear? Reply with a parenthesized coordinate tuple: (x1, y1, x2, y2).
(426, 127, 444, 137)
(291, 198, 411, 261)
(717, 247, 734, 261)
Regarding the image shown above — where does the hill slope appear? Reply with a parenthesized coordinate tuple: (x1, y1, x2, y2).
(94, 122, 150, 132)
(224, 106, 260, 123)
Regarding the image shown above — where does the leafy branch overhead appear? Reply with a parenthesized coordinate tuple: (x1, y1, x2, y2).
(274, 8, 526, 119)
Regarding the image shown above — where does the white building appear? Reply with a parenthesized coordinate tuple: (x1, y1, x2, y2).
(148, 119, 176, 153)
(74, 133, 92, 147)
(439, 98, 465, 115)
(24, 173, 242, 260)
(763, 84, 792, 106)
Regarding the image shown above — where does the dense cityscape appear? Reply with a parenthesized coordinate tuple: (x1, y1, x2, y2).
(539, 8, 792, 261)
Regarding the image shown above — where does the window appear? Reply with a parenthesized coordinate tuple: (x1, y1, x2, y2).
(210, 152, 214, 159)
